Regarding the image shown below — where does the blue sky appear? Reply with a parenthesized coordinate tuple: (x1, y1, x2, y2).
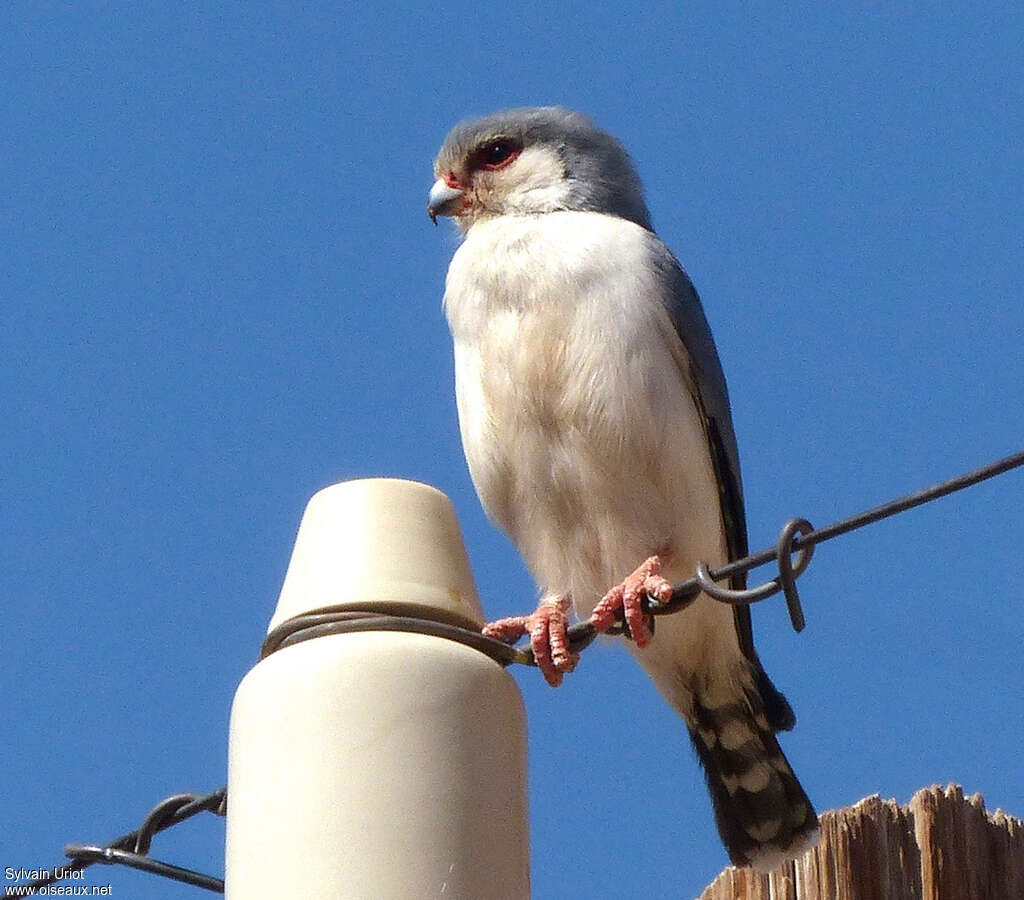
(3, 3, 1023, 897)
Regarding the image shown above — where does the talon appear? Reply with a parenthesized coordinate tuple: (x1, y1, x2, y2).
(483, 596, 579, 687)
(481, 616, 531, 645)
(590, 555, 673, 648)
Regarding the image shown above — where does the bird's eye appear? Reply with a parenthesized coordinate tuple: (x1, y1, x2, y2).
(475, 140, 522, 171)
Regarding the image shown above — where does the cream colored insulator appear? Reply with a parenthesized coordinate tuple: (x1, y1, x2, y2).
(225, 479, 530, 899)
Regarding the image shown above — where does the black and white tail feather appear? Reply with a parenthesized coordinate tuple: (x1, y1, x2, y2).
(687, 661, 818, 871)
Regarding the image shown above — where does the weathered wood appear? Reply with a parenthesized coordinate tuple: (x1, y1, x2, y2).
(697, 785, 1023, 900)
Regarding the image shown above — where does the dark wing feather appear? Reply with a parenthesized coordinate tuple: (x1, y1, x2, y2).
(646, 235, 795, 732)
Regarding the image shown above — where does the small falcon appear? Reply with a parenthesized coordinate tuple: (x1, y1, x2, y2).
(428, 107, 818, 870)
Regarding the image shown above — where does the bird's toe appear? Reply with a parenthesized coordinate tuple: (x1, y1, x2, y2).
(483, 597, 578, 687)
(591, 555, 672, 647)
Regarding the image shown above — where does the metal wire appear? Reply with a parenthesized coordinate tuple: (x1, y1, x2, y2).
(556, 447, 1024, 656)
(262, 609, 535, 666)
(262, 449, 1024, 664)
(64, 845, 225, 893)
(13, 788, 227, 895)
(14, 447, 1024, 894)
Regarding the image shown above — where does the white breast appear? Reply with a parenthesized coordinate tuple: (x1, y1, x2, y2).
(444, 212, 730, 637)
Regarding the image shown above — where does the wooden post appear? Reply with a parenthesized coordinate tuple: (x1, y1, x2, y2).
(698, 784, 1023, 900)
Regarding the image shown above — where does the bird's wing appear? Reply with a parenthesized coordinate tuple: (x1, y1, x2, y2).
(646, 234, 795, 731)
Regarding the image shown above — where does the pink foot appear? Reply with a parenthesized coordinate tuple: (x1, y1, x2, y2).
(590, 555, 674, 647)
(482, 596, 579, 687)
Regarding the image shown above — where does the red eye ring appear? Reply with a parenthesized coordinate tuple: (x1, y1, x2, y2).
(473, 140, 522, 171)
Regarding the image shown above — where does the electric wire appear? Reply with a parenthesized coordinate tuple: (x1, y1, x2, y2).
(12, 447, 1024, 895)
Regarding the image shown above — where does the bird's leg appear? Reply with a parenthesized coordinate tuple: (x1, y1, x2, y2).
(482, 595, 579, 687)
(590, 555, 674, 647)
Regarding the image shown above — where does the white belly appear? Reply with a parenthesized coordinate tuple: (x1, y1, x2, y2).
(444, 211, 737, 671)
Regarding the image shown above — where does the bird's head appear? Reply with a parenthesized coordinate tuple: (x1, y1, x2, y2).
(428, 107, 652, 231)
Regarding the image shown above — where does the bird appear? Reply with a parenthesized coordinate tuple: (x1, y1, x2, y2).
(428, 107, 818, 871)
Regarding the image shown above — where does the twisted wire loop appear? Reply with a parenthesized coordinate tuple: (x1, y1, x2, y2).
(692, 517, 813, 632)
(255, 449, 1024, 667)
(261, 609, 534, 666)
(560, 517, 816, 657)
(557, 447, 1024, 658)
(16, 788, 227, 895)
(133, 792, 221, 854)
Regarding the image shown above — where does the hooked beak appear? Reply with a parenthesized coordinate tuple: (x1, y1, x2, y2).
(427, 178, 464, 225)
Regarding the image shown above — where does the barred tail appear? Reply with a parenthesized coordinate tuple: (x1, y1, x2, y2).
(688, 668, 819, 871)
